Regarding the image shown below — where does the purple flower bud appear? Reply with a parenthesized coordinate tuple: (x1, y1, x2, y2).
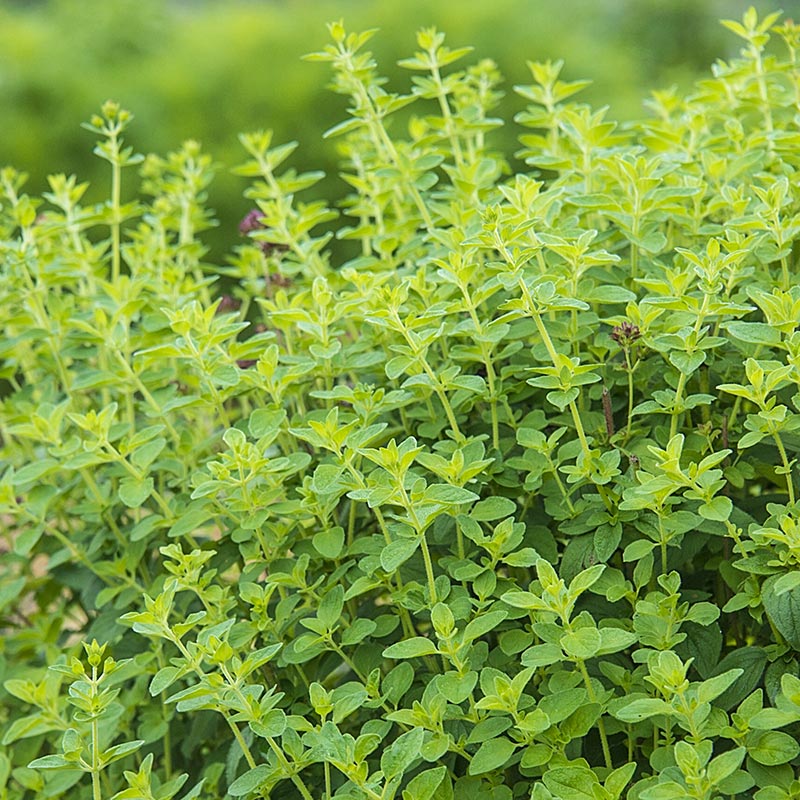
(239, 209, 289, 257)
(610, 321, 641, 346)
(239, 209, 265, 235)
(216, 295, 241, 314)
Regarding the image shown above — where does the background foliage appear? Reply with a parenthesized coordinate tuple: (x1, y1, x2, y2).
(1, 0, 797, 256)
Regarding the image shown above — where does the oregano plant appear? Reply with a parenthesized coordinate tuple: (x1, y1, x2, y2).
(3, 8, 800, 799)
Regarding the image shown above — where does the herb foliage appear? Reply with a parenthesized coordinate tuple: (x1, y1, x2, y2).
(3, 8, 800, 800)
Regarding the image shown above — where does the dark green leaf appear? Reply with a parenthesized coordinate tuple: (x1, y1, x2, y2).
(763, 575, 800, 650)
(467, 737, 516, 775)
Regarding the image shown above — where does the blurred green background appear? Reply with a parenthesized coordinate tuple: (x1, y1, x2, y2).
(1, 0, 797, 255)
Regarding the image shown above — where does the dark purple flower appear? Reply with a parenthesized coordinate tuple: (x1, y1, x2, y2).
(239, 209, 290, 258)
(239, 209, 265, 235)
(610, 321, 641, 346)
(216, 295, 241, 314)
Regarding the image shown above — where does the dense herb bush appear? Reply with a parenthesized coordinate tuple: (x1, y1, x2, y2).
(4, 8, 800, 799)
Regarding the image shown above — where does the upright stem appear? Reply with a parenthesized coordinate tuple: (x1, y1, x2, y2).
(622, 350, 636, 444)
(90, 666, 102, 800)
(431, 61, 464, 166)
(670, 292, 710, 439)
(229, 720, 257, 769)
(111, 147, 121, 283)
(461, 283, 501, 449)
(113, 349, 182, 445)
(325, 762, 332, 800)
(772, 431, 796, 505)
(418, 534, 438, 604)
(753, 46, 775, 148)
(398, 480, 438, 604)
(343, 462, 419, 639)
(669, 372, 687, 440)
(576, 659, 613, 769)
(658, 514, 668, 576)
(392, 311, 463, 441)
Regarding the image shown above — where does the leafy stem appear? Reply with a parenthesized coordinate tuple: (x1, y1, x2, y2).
(669, 291, 711, 439)
(575, 658, 613, 770)
(771, 430, 796, 505)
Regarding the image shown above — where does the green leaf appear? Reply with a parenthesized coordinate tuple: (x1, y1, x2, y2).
(470, 496, 517, 521)
(340, 618, 377, 646)
(467, 737, 516, 776)
(502, 590, 547, 610)
(167, 503, 212, 539)
(560, 627, 601, 660)
(638, 780, 690, 799)
(613, 698, 672, 722)
(402, 766, 447, 800)
(381, 538, 420, 572)
(118, 476, 154, 508)
(249, 709, 286, 739)
(27, 755, 72, 771)
(697, 669, 743, 703)
(699, 495, 733, 522)
(747, 730, 800, 766)
(438, 671, 477, 704)
(222, 427, 247, 449)
(543, 766, 599, 800)
(101, 740, 145, 765)
(228, 765, 271, 796)
(312, 526, 345, 559)
(569, 563, 605, 595)
(313, 464, 345, 494)
(424, 484, 479, 504)
(725, 321, 782, 346)
(763, 574, 800, 650)
(669, 350, 706, 375)
(711, 647, 767, 710)
(521, 643, 564, 668)
(248, 408, 286, 439)
(130, 437, 166, 471)
(749, 708, 800, 729)
(13, 458, 60, 485)
(383, 638, 438, 659)
(3, 714, 62, 745)
(545, 387, 579, 410)
(130, 514, 163, 543)
(466, 717, 512, 745)
(678, 622, 722, 679)
(386, 355, 414, 380)
(0, 577, 26, 612)
(606, 763, 637, 798)
(381, 727, 424, 780)
(520, 744, 551, 769)
(317, 585, 344, 630)
(597, 627, 638, 655)
(584, 285, 636, 304)
(331, 684, 369, 725)
(149, 666, 181, 696)
(623, 540, 656, 561)
(463, 611, 507, 643)
(773, 571, 800, 596)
